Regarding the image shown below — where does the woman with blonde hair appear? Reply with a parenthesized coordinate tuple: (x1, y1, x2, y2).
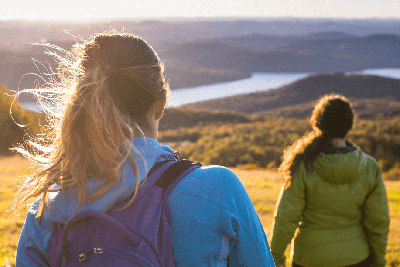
(15, 32, 275, 266)
(270, 94, 389, 267)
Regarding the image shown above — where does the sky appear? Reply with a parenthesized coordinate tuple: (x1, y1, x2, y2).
(1, 0, 400, 20)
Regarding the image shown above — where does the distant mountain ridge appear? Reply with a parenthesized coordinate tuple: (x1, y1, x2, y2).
(1, 19, 400, 94)
(2, 19, 400, 45)
(160, 33, 400, 74)
(184, 73, 400, 114)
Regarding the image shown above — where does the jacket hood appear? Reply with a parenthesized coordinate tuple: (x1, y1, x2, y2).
(313, 148, 365, 184)
(40, 137, 176, 226)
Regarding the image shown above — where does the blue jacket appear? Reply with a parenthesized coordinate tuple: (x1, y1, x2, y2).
(16, 137, 275, 266)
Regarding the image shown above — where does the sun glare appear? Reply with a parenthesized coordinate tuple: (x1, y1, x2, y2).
(1, 0, 400, 20)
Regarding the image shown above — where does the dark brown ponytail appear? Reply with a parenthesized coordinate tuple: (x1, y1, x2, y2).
(279, 94, 354, 188)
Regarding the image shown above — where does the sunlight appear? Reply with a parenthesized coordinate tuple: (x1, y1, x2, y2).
(1, 0, 400, 20)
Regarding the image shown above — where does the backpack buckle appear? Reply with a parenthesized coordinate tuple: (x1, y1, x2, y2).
(174, 151, 182, 161)
(78, 247, 102, 262)
(93, 247, 103, 254)
(79, 253, 87, 261)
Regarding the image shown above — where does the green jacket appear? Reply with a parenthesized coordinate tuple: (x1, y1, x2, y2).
(270, 148, 389, 266)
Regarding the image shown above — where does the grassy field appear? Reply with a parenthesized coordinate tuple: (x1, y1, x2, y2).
(0, 156, 31, 267)
(0, 157, 399, 266)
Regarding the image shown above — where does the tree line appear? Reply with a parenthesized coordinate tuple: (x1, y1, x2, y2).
(0, 84, 399, 180)
(159, 117, 400, 180)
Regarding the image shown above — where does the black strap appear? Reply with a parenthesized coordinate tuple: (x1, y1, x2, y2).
(146, 160, 171, 178)
(155, 160, 201, 189)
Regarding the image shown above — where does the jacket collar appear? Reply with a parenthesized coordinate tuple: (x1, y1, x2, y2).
(41, 137, 176, 225)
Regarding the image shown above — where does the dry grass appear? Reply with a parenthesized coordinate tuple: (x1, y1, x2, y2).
(0, 158, 399, 266)
(0, 156, 32, 267)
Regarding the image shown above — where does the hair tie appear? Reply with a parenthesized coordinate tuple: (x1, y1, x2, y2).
(109, 65, 159, 72)
(99, 65, 111, 75)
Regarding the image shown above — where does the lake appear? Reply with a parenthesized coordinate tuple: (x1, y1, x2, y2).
(20, 68, 400, 112)
(167, 68, 400, 107)
(167, 72, 310, 107)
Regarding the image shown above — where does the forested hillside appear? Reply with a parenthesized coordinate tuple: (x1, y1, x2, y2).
(160, 73, 400, 177)
(159, 117, 400, 179)
(263, 98, 400, 119)
(1, 18, 400, 179)
(160, 108, 251, 130)
(0, 84, 40, 153)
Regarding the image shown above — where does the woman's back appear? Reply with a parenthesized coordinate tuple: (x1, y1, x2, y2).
(14, 32, 275, 266)
(270, 94, 389, 267)
(13, 32, 174, 266)
(273, 148, 387, 265)
(17, 137, 274, 266)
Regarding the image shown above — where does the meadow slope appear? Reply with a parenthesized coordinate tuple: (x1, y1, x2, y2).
(0, 157, 399, 266)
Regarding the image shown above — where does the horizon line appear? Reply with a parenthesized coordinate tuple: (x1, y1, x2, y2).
(2, 16, 400, 23)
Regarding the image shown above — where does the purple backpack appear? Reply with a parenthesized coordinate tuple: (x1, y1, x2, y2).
(48, 159, 201, 267)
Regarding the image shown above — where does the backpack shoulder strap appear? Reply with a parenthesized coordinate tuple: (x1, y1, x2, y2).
(155, 159, 201, 195)
(110, 159, 201, 207)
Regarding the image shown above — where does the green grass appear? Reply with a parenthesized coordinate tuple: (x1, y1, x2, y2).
(0, 158, 399, 266)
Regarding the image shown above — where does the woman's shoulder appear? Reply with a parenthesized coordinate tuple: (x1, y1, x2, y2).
(171, 164, 250, 208)
(185, 164, 243, 190)
(356, 148, 380, 167)
(350, 149, 383, 177)
(194, 164, 240, 181)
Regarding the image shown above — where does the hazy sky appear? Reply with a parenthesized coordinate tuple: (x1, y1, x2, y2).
(2, 0, 400, 20)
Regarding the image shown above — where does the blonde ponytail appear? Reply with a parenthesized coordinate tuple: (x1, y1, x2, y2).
(13, 32, 169, 217)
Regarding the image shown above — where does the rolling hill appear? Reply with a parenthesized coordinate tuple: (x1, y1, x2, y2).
(262, 98, 400, 120)
(184, 73, 400, 114)
(159, 108, 251, 131)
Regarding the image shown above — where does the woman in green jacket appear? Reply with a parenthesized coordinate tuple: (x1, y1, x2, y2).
(270, 94, 389, 267)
